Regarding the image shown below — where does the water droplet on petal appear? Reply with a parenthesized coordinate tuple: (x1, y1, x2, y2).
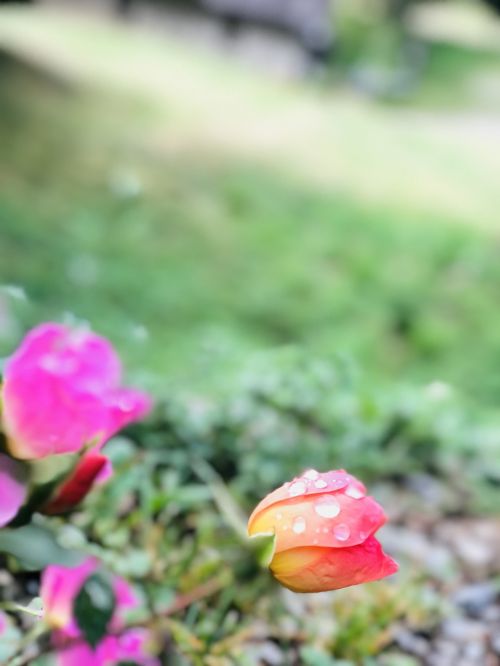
(322, 527, 329, 533)
(289, 481, 306, 497)
(314, 497, 341, 519)
(345, 484, 365, 499)
(328, 473, 350, 490)
(304, 469, 319, 481)
(334, 524, 350, 541)
(275, 511, 283, 520)
(314, 479, 328, 489)
(292, 517, 306, 534)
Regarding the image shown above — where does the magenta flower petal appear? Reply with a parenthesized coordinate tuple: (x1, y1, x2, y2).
(43, 558, 159, 666)
(55, 631, 159, 666)
(2, 323, 152, 460)
(41, 557, 139, 635)
(106, 388, 153, 439)
(41, 558, 98, 632)
(0, 454, 27, 527)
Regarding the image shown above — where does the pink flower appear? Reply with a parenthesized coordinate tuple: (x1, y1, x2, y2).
(248, 468, 398, 593)
(41, 557, 136, 634)
(1, 323, 152, 460)
(41, 558, 159, 666)
(0, 453, 27, 527)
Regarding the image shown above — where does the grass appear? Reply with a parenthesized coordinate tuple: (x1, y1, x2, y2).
(1, 6, 500, 406)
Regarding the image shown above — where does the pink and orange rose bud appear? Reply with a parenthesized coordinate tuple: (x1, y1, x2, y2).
(1, 323, 152, 460)
(41, 557, 159, 666)
(0, 453, 27, 527)
(248, 469, 398, 593)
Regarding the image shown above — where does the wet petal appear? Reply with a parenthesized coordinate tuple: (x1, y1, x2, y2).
(270, 536, 399, 593)
(248, 493, 386, 552)
(248, 469, 359, 524)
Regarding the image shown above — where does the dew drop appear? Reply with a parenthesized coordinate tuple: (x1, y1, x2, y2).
(289, 481, 306, 497)
(334, 524, 350, 541)
(292, 517, 306, 534)
(304, 469, 319, 481)
(345, 484, 365, 499)
(314, 497, 341, 519)
(322, 527, 329, 533)
(275, 511, 283, 520)
(314, 479, 328, 489)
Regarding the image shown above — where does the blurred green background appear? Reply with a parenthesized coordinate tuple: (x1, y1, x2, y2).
(1, 0, 500, 403)
(1, 1, 500, 664)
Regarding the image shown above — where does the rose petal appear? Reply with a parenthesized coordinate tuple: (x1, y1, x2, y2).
(7, 323, 121, 391)
(105, 388, 152, 438)
(42, 452, 110, 515)
(41, 558, 98, 631)
(249, 493, 386, 552)
(54, 631, 159, 666)
(248, 470, 358, 524)
(41, 557, 138, 636)
(270, 536, 399, 593)
(2, 323, 152, 460)
(0, 454, 27, 526)
(3, 365, 110, 458)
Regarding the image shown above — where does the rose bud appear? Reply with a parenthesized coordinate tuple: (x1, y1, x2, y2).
(1, 323, 152, 460)
(0, 453, 27, 527)
(42, 451, 111, 515)
(248, 469, 398, 593)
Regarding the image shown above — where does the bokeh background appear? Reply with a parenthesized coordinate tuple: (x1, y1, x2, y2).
(1, 1, 500, 664)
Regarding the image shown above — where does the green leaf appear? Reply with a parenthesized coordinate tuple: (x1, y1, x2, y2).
(0, 524, 84, 570)
(0, 612, 21, 662)
(74, 573, 116, 649)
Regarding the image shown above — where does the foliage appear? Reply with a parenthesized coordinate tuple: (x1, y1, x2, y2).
(3, 345, 478, 662)
(2, 49, 500, 406)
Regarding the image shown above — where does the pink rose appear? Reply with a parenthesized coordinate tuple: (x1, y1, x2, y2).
(2, 323, 152, 460)
(248, 468, 398, 593)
